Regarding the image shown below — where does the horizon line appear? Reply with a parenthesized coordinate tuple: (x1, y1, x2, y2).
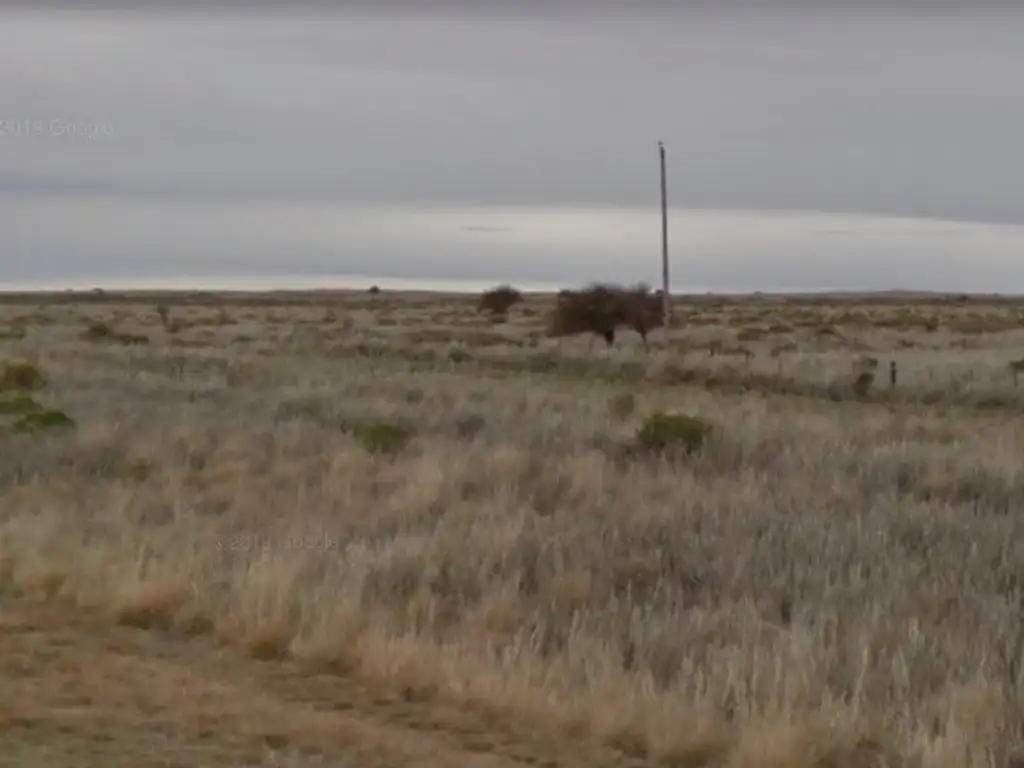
(0, 274, 1013, 298)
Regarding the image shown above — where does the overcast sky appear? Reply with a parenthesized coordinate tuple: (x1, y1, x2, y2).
(3, 5, 1024, 292)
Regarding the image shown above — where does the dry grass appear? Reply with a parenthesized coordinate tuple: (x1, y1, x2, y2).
(2, 288, 1024, 766)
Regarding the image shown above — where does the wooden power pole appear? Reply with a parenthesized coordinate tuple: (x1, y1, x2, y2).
(659, 140, 671, 325)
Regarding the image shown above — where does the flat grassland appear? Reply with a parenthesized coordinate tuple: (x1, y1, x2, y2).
(1, 288, 1023, 766)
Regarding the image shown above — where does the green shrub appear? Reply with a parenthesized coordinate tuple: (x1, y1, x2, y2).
(0, 393, 44, 415)
(13, 408, 75, 433)
(635, 412, 713, 456)
(0, 360, 46, 391)
(352, 420, 415, 456)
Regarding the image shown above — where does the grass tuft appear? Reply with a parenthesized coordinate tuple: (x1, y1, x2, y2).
(635, 411, 714, 456)
(0, 360, 46, 391)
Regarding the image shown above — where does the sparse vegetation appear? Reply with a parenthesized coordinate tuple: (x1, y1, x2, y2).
(1, 288, 1024, 765)
(81, 321, 150, 345)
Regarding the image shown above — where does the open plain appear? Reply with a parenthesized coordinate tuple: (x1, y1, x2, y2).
(1, 287, 1024, 766)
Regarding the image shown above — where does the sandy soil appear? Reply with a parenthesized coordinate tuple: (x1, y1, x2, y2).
(0, 593, 642, 767)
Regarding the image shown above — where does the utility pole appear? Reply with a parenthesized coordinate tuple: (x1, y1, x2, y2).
(659, 140, 671, 326)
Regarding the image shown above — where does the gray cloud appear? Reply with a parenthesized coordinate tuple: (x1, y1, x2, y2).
(2, 6, 1024, 289)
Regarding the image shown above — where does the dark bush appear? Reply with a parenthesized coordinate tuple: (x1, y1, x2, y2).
(852, 371, 875, 398)
(478, 285, 523, 316)
(549, 283, 665, 348)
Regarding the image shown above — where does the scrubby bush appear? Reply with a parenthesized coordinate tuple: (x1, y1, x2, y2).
(80, 322, 149, 345)
(852, 371, 875, 398)
(478, 284, 523, 316)
(351, 420, 415, 456)
(81, 321, 116, 341)
(635, 411, 713, 456)
(0, 360, 46, 391)
(549, 283, 664, 348)
(448, 347, 473, 364)
(13, 407, 75, 433)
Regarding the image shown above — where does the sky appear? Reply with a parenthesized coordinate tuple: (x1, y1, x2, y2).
(2, 4, 1024, 292)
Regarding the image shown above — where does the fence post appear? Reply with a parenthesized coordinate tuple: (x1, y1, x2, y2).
(659, 141, 671, 327)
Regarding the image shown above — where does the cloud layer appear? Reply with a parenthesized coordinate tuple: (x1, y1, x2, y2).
(2, 6, 1024, 289)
